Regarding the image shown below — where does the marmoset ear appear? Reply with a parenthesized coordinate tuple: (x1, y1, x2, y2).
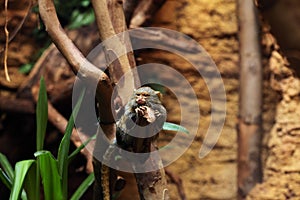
(155, 91, 163, 101)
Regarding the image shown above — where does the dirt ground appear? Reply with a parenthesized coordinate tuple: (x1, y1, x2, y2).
(0, 0, 294, 200)
(139, 0, 278, 199)
(149, 1, 239, 199)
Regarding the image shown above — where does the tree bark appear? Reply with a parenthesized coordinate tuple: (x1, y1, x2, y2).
(38, 0, 169, 199)
(92, 0, 169, 199)
(237, 0, 263, 199)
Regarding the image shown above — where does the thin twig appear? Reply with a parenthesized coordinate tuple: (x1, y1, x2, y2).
(165, 169, 186, 200)
(0, 0, 33, 54)
(4, 0, 11, 82)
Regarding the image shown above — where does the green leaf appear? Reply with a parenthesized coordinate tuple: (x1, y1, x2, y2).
(35, 77, 48, 200)
(35, 151, 63, 200)
(0, 153, 14, 180)
(0, 168, 12, 189)
(36, 77, 48, 151)
(9, 160, 35, 200)
(70, 173, 94, 200)
(80, 0, 90, 7)
(68, 133, 96, 163)
(19, 63, 34, 74)
(162, 122, 189, 134)
(23, 162, 37, 200)
(57, 88, 85, 199)
(68, 9, 95, 29)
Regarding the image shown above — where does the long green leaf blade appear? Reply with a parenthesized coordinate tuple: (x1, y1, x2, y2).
(9, 160, 35, 200)
(68, 133, 96, 163)
(36, 77, 48, 151)
(35, 151, 63, 200)
(0, 168, 12, 189)
(35, 77, 48, 200)
(23, 162, 37, 200)
(0, 152, 14, 180)
(162, 122, 189, 134)
(70, 173, 94, 200)
(57, 89, 85, 199)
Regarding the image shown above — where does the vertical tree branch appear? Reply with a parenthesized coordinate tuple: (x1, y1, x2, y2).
(107, 0, 138, 80)
(91, 1, 137, 199)
(92, 0, 168, 199)
(237, 0, 263, 199)
(92, 0, 134, 83)
(39, 0, 168, 199)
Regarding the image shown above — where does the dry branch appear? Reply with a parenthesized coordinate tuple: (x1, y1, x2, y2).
(123, 0, 139, 26)
(130, 0, 166, 28)
(38, 0, 169, 199)
(38, 0, 113, 108)
(91, 0, 137, 198)
(38, 0, 115, 127)
(38, 2, 116, 199)
(0, 97, 35, 114)
(92, 0, 168, 199)
(165, 169, 186, 200)
(0, 0, 33, 54)
(237, 0, 263, 199)
(4, 0, 11, 81)
(92, 0, 137, 87)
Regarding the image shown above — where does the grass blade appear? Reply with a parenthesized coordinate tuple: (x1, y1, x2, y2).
(35, 151, 63, 200)
(23, 162, 37, 200)
(0, 168, 12, 189)
(36, 77, 48, 151)
(162, 122, 189, 134)
(57, 89, 85, 199)
(70, 172, 94, 200)
(36, 77, 48, 200)
(0, 152, 14, 180)
(9, 160, 35, 200)
(68, 133, 96, 163)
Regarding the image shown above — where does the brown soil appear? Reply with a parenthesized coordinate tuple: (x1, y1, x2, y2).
(139, 0, 277, 199)
(147, 1, 239, 199)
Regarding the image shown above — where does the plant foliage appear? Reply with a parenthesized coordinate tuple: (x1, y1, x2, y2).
(0, 78, 93, 200)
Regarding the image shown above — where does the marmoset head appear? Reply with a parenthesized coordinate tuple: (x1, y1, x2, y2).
(133, 87, 162, 106)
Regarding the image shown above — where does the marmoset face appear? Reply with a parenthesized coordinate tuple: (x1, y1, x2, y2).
(133, 87, 161, 106)
(135, 91, 150, 105)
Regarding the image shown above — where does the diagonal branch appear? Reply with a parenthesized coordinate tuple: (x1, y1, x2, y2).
(130, 0, 166, 28)
(38, 0, 115, 125)
(123, 0, 139, 26)
(39, 0, 169, 199)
